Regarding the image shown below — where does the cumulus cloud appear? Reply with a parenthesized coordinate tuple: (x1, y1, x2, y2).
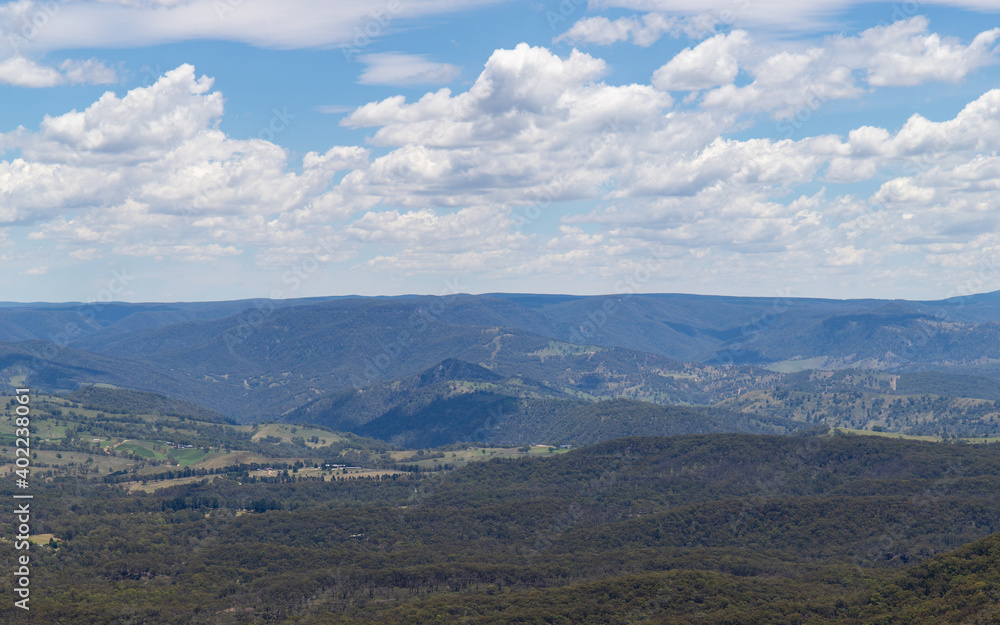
(8, 64, 221, 164)
(842, 90, 1000, 160)
(825, 245, 870, 266)
(0, 64, 372, 264)
(652, 31, 749, 91)
(841, 16, 1000, 86)
(700, 48, 863, 119)
(345, 44, 625, 136)
(688, 17, 999, 120)
(6, 20, 1000, 296)
(340, 44, 674, 208)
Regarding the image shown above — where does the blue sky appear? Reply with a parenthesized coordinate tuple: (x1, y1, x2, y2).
(1, 0, 1000, 302)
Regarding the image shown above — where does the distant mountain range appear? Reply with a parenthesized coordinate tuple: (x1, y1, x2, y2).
(2, 291, 1000, 444)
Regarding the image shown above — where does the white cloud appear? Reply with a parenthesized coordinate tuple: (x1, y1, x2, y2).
(0, 55, 114, 87)
(343, 44, 618, 134)
(0, 55, 61, 86)
(841, 16, 1000, 86)
(6, 22, 1000, 296)
(1, 64, 372, 264)
(22, 265, 48, 275)
(3, 63, 220, 166)
(357, 53, 460, 86)
(350, 206, 530, 275)
(825, 245, 870, 266)
(59, 58, 118, 85)
(340, 44, 673, 208)
(558, 15, 656, 46)
(841, 89, 1000, 160)
(556, 13, 701, 47)
(701, 48, 863, 119)
(0, 0, 503, 53)
(589, 0, 1000, 30)
(691, 18, 998, 120)
(652, 31, 749, 91)
(69, 248, 103, 261)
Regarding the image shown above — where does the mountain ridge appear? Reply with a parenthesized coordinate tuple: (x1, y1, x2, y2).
(3, 291, 1000, 428)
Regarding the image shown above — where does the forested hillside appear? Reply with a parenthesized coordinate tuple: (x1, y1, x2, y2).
(280, 358, 805, 446)
(6, 399, 1000, 624)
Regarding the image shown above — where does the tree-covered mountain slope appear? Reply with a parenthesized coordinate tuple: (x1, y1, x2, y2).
(4, 292, 1000, 427)
(11, 426, 1000, 624)
(281, 359, 806, 447)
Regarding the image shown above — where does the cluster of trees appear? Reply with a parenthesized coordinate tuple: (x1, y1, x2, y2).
(67, 386, 235, 423)
(733, 385, 1000, 438)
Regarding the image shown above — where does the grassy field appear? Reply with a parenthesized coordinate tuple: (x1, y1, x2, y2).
(528, 341, 603, 358)
(0, 449, 138, 478)
(195, 450, 274, 470)
(168, 446, 210, 465)
(127, 476, 218, 493)
(245, 423, 345, 447)
(0, 414, 67, 442)
(763, 356, 831, 373)
(113, 440, 212, 465)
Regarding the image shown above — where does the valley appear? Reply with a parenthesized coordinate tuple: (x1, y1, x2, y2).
(4, 292, 1000, 623)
